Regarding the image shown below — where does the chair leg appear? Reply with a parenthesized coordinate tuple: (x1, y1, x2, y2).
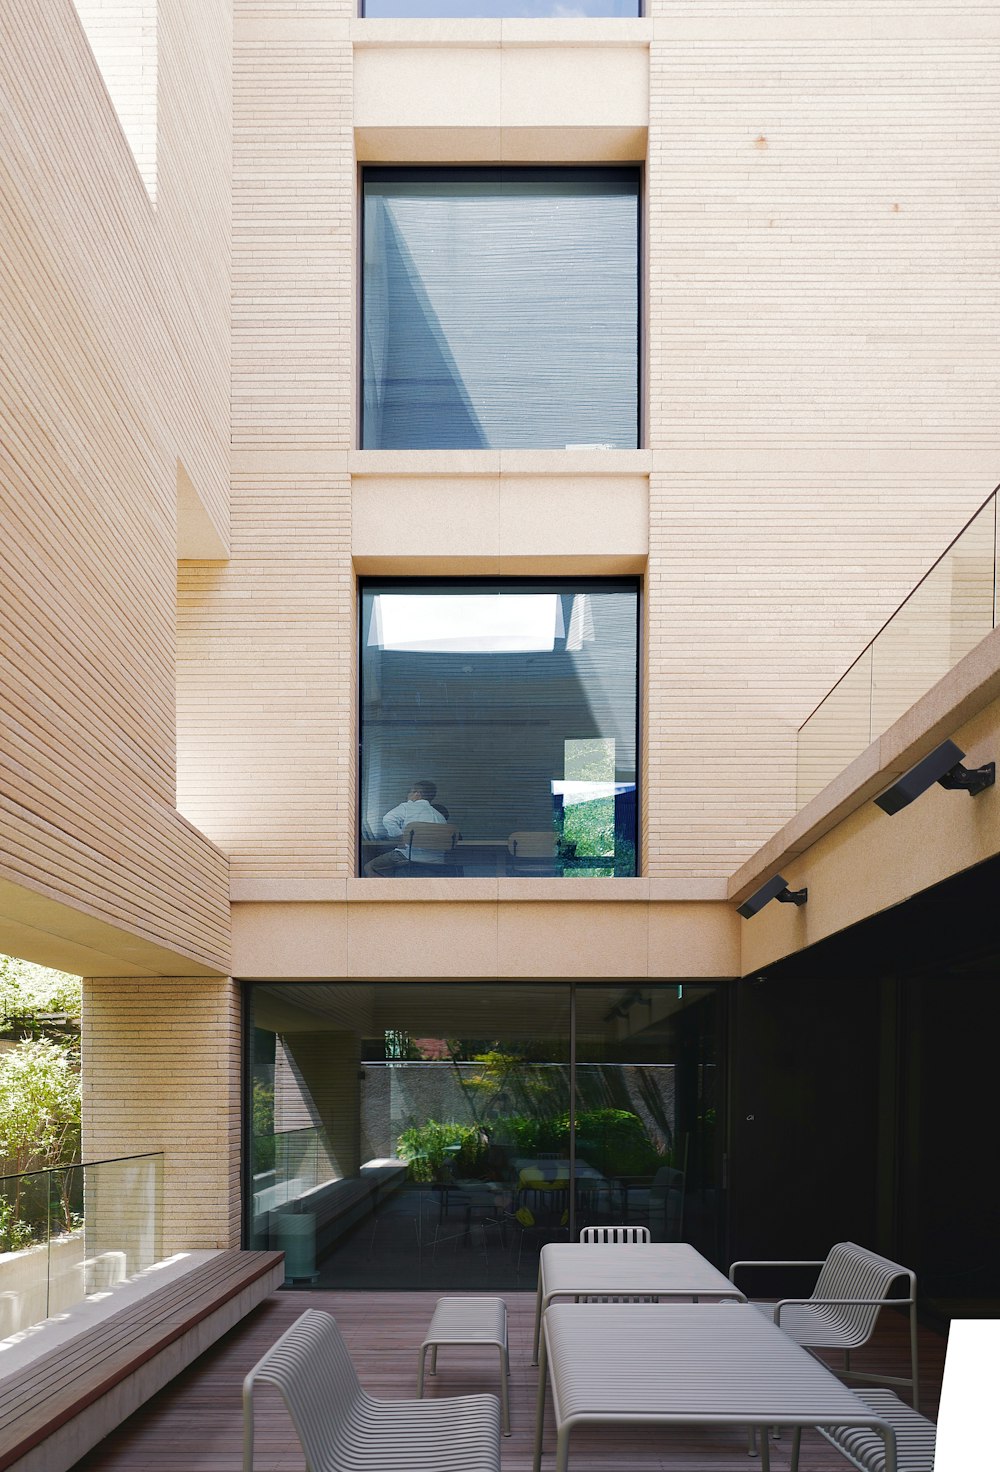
(910, 1301, 920, 1413)
(498, 1343, 511, 1435)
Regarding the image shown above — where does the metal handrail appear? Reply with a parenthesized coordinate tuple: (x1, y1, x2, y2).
(0, 1150, 163, 1185)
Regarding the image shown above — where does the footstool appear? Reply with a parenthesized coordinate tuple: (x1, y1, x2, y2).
(417, 1295, 511, 1435)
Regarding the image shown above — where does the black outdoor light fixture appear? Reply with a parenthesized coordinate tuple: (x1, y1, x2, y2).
(873, 738, 996, 816)
(736, 873, 808, 920)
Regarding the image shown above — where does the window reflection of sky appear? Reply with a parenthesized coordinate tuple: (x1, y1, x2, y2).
(362, 0, 638, 16)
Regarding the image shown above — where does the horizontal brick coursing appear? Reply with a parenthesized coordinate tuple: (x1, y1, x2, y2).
(82, 977, 242, 1252)
(0, 0, 230, 965)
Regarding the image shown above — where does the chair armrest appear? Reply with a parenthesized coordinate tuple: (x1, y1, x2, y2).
(773, 1294, 913, 1325)
(728, 1258, 825, 1285)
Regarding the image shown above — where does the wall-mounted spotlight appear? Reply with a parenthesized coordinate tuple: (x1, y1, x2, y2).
(873, 738, 995, 816)
(736, 873, 808, 920)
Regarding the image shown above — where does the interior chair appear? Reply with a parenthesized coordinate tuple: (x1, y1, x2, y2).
(506, 831, 560, 876)
(620, 1165, 686, 1241)
(402, 822, 463, 876)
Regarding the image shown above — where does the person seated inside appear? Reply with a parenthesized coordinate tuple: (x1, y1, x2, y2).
(365, 779, 448, 877)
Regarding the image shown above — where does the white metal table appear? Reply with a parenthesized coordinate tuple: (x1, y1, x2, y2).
(533, 1302, 897, 1472)
(531, 1240, 745, 1365)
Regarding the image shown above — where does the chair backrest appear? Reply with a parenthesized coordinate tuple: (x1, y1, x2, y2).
(580, 1225, 651, 1244)
(243, 1309, 363, 1472)
(811, 1241, 915, 1346)
(508, 831, 559, 857)
(404, 822, 458, 856)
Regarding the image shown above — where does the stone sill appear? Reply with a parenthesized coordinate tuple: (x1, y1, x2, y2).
(350, 18, 652, 48)
(230, 877, 728, 903)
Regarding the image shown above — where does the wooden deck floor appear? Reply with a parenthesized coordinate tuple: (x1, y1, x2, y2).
(73, 1290, 946, 1472)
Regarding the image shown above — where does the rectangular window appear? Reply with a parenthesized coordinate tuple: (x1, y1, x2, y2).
(363, 0, 639, 15)
(362, 168, 640, 450)
(246, 979, 724, 1287)
(359, 579, 639, 878)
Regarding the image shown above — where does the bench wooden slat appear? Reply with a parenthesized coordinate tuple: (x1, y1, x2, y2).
(0, 1250, 282, 1471)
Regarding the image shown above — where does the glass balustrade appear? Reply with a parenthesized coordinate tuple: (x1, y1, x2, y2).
(797, 493, 998, 807)
(0, 1152, 163, 1340)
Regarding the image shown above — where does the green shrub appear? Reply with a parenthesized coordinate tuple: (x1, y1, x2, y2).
(396, 1120, 487, 1182)
(398, 1106, 669, 1184)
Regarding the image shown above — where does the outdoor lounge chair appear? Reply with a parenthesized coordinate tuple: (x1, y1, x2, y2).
(789, 1388, 936, 1472)
(729, 1241, 919, 1411)
(243, 1308, 500, 1472)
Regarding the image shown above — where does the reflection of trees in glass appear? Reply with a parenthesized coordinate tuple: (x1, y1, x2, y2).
(397, 1107, 671, 1184)
(252, 1078, 275, 1172)
(463, 1049, 564, 1119)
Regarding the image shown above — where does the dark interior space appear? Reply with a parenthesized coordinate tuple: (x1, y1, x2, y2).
(729, 849, 1000, 1323)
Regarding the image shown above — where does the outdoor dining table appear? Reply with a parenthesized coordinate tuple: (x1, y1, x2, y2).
(531, 1240, 746, 1365)
(533, 1302, 898, 1472)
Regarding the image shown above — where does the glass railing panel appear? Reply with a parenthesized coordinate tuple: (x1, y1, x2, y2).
(871, 498, 996, 738)
(0, 1153, 163, 1340)
(796, 646, 873, 808)
(798, 490, 998, 806)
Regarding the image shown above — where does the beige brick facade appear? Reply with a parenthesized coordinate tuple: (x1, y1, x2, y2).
(82, 977, 241, 1251)
(3, 0, 1000, 1251)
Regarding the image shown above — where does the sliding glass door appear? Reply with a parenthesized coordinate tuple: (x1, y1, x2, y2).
(246, 981, 725, 1288)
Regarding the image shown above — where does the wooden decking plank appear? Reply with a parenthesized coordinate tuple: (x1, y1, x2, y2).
(70, 1289, 948, 1472)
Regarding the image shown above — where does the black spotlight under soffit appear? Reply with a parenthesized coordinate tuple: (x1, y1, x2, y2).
(874, 739, 996, 816)
(737, 873, 808, 920)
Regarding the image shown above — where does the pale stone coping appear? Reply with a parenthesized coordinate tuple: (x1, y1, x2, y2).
(350, 18, 652, 47)
(728, 625, 1000, 905)
(0, 1250, 222, 1378)
(229, 447, 1000, 479)
(230, 877, 728, 902)
(349, 450, 652, 476)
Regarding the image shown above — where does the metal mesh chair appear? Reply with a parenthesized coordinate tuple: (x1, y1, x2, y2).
(580, 1225, 651, 1244)
(243, 1308, 500, 1472)
(730, 1241, 920, 1411)
(790, 1388, 936, 1472)
(578, 1223, 653, 1300)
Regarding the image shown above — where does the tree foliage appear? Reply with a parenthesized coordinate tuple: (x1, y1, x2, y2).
(0, 955, 81, 1037)
(0, 1037, 82, 1178)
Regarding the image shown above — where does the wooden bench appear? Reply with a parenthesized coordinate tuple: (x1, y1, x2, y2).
(244, 1307, 500, 1472)
(0, 1248, 284, 1472)
(791, 1389, 936, 1472)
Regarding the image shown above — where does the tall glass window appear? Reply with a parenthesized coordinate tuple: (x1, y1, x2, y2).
(362, 168, 640, 449)
(363, 1, 639, 15)
(359, 580, 639, 878)
(246, 981, 724, 1290)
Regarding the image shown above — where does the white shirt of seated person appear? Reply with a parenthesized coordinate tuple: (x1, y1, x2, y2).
(381, 789, 447, 863)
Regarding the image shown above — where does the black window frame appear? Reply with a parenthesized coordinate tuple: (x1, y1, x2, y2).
(356, 574, 642, 879)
